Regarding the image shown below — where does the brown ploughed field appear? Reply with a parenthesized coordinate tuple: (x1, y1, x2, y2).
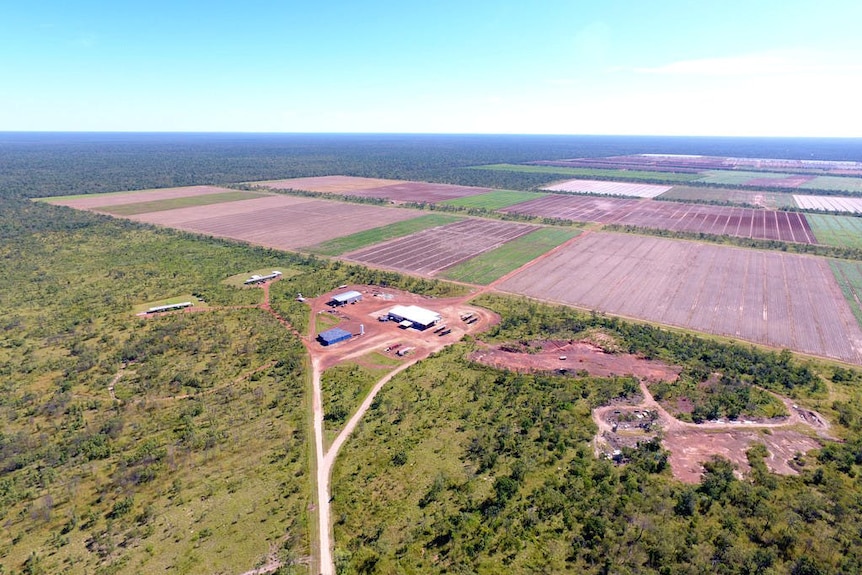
(128, 195, 421, 250)
(257, 175, 493, 203)
(47, 185, 240, 209)
(498, 232, 862, 365)
(343, 218, 537, 275)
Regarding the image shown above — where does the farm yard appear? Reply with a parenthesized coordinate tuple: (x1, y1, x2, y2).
(258, 175, 494, 203)
(541, 179, 673, 198)
(343, 218, 538, 276)
(497, 232, 862, 364)
(795, 195, 862, 213)
(126, 195, 423, 249)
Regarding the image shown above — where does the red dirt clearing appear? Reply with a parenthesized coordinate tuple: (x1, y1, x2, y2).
(470, 340, 681, 381)
(343, 218, 538, 275)
(46, 185, 239, 209)
(126, 195, 423, 250)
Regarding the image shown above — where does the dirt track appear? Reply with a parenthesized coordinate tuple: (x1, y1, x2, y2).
(592, 380, 832, 483)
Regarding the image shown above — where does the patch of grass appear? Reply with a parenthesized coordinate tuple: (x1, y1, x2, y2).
(439, 227, 579, 284)
(440, 190, 546, 210)
(315, 311, 342, 332)
(97, 191, 269, 215)
(321, 363, 390, 441)
(471, 163, 700, 183)
(697, 170, 799, 185)
(807, 214, 862, 249)
(308, 214, 462, 256)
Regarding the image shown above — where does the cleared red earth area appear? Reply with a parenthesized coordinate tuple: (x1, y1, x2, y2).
(47, 185, 238, 209)
(259, 175, 492, 203)
(344, 218, 537, 275)
(128, 195, 421, 249)
(497, 232, 862, 365)
(471, 340, 682, 381)
(502, 195, 816, 244)
(476, 340, 828, 483)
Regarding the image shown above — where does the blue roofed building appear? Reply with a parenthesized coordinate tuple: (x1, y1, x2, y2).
(317, 327, 353, 346)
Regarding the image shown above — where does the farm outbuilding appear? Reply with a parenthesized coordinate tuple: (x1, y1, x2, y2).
(317, 327, 353, 346)
(244, 271, 283, 285)
(387, 305, 441, 330)
(146, 301, 193, 314)
(330, 290, 362, 306)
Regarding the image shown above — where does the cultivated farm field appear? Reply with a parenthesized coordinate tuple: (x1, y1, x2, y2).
(45, 185, 242, 209)
(344, 218, 538, 275)
(502, 194, 816, 243)
(541, 179, 672, 198)
(497, 232, 862, 364)
(807, 214, 862, 249)
(259, 175, 493, 203)
(127, 194, 422, 249)
(658, 186, 797, 209)
(795, 195, 862, 213)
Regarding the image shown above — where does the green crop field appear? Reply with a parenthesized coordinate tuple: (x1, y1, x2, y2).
(802, 176, 862, 193)
(471, 163, 701, 183)
(308, 213, 461, 256)
(439, 227, 579, 284)
(696, 170, 800, 185)
(657, 186, 797, 208)
(440, 189, 546, 210)
(807, 214, 862, 249)
(98, 191, 269, 215)
(830, 260, 862, 326)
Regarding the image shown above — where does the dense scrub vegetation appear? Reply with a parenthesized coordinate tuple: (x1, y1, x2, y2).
(4, 133, 862, 574)
(0, 200, 320, 573)
(331, 301, 862, 574)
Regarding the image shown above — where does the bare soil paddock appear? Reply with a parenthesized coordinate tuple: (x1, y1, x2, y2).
(470, 340, 681, 381)
(46, 185, 239, 209)
(258, 175, 493, 204)
(498, 232, 862, 365)
(344, 219, 538, 275)
(256, 176, 405, 193)
(128, 195, 422, 250)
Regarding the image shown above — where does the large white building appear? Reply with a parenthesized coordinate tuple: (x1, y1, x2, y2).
(387, 305, 441, 330)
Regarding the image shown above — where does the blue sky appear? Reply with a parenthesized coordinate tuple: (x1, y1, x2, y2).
(2, 0, 861, 136)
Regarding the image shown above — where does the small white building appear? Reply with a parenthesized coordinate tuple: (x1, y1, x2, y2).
(330, 290, 363, 306)
(387, 305, 441, 330)
(244, 271, 282, 285)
